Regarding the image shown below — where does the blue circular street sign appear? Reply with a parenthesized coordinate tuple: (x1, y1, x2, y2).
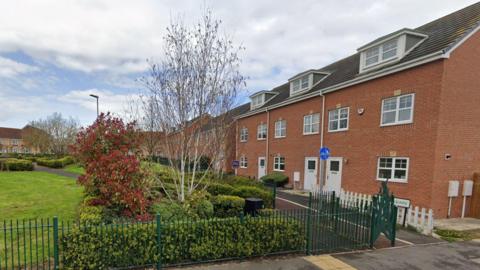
(319, 147, 330, 160)
(232, 160, 240, 169)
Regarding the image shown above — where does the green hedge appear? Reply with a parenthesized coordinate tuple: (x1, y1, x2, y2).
(60, 215, 306, 269)
(232, 186, 273, 208)
(211, 195, 245, 218)
(206, 183, 236, 196)
(260, 172, 289, 187)
(0, 158, 34, 171)
(36, 156, 74, 168)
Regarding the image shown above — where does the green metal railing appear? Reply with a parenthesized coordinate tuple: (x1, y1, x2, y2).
(1, 192, 375, 269)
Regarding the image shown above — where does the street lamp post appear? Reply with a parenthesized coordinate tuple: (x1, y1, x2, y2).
(89, 94, 99, 117)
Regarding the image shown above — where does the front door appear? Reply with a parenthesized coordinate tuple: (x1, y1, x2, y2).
(258, 157, 266, 179)
(304, 157, 318, 191)
(325, 157, 343, 194)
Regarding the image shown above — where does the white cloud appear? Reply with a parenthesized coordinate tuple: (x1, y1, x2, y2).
(0, 56, 38, 78)
(57, 89, 140, 116)
(0, 0, 476, 84)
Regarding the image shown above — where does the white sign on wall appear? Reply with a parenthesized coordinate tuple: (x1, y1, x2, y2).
(293, 171, 300, 182)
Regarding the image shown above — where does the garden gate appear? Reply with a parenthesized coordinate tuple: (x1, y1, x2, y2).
(369, 182, 398, 246)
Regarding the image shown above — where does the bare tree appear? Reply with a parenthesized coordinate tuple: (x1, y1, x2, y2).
(141, 10, 245, 202)
(25, 112, 79, 156)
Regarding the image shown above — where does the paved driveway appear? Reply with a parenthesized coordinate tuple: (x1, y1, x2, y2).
(334, 241, 480, 270)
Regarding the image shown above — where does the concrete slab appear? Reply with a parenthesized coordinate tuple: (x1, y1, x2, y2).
(435, 218, 480, 231)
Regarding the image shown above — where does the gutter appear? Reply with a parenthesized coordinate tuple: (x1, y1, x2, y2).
(318, 92, 326, 191)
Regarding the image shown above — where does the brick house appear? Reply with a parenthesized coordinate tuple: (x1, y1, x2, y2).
(234, 3, 480, 218)
(0, 126, 40, 154)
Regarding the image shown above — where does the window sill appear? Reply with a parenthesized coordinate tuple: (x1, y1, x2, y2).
(328, 128, 348, 133)
(257, 138, 267, 141)
(240, 167, 247, 169)
(274, 136, 286, 139)
(303, 132, 319, 136)
(380, 121, 413, 127)
(376, 178, 408, 184)
(240, 140, 247, 143)
(273, 169, 285, 172)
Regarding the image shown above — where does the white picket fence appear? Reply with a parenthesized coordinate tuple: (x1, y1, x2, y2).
(339, 189, 372, 206)
(339, 189, 434, 235)
(396, 206, 434, 235)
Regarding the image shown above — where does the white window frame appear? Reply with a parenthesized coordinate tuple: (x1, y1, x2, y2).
(273, 156, 285, 171)
(240, 155, 248, 168)
(364, 38, 400, 68)
(380, 93, 415, 127)
(257, 123, 267, 140)
(251, 94, 265, 110)
(240, 127, 248, 142)
(274, 120, 286, 138)
(376, 157, 409, 183)
(290, 75, 311, 94)
(328, 107, 349, 132)
(303, 113, 320, 135)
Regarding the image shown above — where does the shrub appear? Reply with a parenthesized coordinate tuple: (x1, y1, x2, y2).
(218, 175, 265, 189)
(71, 113, 151, 220)
(232, 186, 273, 208)
(78, 205, 104, 225)
(0, 158, 34, 171)
(206, 183, 236, 196)
(194, 200, 214, 219)
(211, 195, 245, 218)
(260, 172, 289, 187)
(60, 215, 305, 268)
(36, 156, 75, 168)
(150, 201, 190, 221)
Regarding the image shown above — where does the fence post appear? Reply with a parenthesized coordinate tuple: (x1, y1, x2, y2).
(306, 192, 313, 255)
(369, 196, 376, 249)
(239, 212, 245, 224)
(272, 184, 277, 209)
(53, 216, 59, 270)
(390, 197, 397, 247)
(156, 214, 162, 270)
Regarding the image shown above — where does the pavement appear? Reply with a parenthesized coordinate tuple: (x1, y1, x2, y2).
(435, 217, 480, 231)
(33, 163, 79, 179)
(171, 241, 480, 270)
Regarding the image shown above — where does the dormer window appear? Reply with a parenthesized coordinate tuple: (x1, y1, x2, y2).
(358, 29, 428, 73)
(291, 75, 310, 93)
(251, 95, 264, 109)
(288, 70, 328, 97)
(250, 91, 277, 110)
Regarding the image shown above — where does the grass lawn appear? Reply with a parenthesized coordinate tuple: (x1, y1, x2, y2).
(63, 164, 85, 175)
(0, 171, 84, 220)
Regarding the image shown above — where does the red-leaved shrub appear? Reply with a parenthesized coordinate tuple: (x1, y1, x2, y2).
(71, 113, 151, 220)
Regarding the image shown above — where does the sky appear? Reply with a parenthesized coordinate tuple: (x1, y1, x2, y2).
(0, 0, 477, 128)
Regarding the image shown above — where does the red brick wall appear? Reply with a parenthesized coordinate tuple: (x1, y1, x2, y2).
(235, 29, 479, 218)
(431, 30, 480, 218)
(324, 61, 444, 212)
(236, 112, 268, 178)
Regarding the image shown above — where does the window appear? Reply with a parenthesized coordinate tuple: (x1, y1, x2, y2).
(257, 123, 267, 140)
(364, 38, 399, 67)
(381, 94, 414, 126)
(291, 75, 310, 93)
(273, 156, 285, 171)
(240, 156, 248, 168)
(303, 113, 320, 135)
(274, 120, 286, 138)
(251, 94, 264, 109)
(377, 157, 409, 182)
(328, 107, 349, 132)
(11, 139, 19, 145)
(240, 127, 248, 142)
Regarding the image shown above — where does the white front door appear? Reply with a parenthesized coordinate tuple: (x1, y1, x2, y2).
(258, 157, 266, 178)
(304, 157, 318, 191)
(325, 157, 343, 195)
